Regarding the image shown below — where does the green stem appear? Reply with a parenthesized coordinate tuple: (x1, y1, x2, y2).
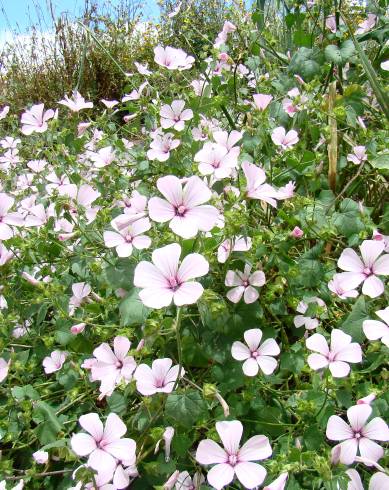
(173, 306, 183, 391)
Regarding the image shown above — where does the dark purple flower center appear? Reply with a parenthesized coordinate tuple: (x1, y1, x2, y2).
(228, 454, 239, 466)
(363, 267, 372, 276)
(115, 360, 123, 369)
(251, 351, 259, 359)
(242, 280, 249, 287)
(125, 235, 133, 243)
(354, 432, 361, 439)
(168, 276, 181, 291)
(175, 204, 187, 216)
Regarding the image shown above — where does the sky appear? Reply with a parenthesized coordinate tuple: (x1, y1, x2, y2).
(0, 0, 159, 34)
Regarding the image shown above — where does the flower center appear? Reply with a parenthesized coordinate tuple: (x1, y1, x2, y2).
(125, 235, 133, 243)
(242, 280, 249, 287)
(168, 276, 180, 291)
(115, 360, 123, 369)
(354, 432, 361, 439)
(176, 205, 187, 216)
(251, 351, 259, 358)
(228, 454, 238, 466)
(155, 378, 165, 388)
(363, 267, 371, 276)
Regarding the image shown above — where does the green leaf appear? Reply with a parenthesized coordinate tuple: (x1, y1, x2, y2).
(165, 390, 208, 428)
(370, 152, 389, 171)
(341, 296, 369, 342)
(32, 401, 63, 444)
(119, 288, 150, 326)
(105, 260, 135, 289)
(324, 40, 355, 66)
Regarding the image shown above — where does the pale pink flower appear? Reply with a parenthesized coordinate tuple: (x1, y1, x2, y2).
(134, 243, 209, 308)
(212, 130, 242, 155)
(0, 193, 24, 240)
(225, 264, 266, 304)
(326, 404, 389, 465)
(58, 91, 93, 112)
(294, 297, 326, 330)
(0, 136, 20, 149)
(291, 226, 303, 238)
(328, 273, 360, 299)
(33, 450, 48, 464)
(91, 336, 137, 398)
(381, 60, 389, 71)
(194, 142, 238, 179)
(154, 46, 194, 70)
(27, 159, 47, 173)
(134, 61, 152, 75)
(282, 88, 307, 117)
(77, 122, 91, 137)
(71, 323, 86, 335)
(325, 15, 337, 33)
(117, 190, 147, 217)
(0, 105, 10, 120)
(346, 469, 363, 490)
(45, 172, 70, 195)
(24, 203, 55, 228)
(148, 175, 219, 239)
(356, 14, 377, 35)
(101, 99, 119, 109)
(232, 328, 280, 376)
(134, 358, 184, 395)
(58, 183, 100, 223)
(20, 104, 55, 135)
(336, 240, 389, 298)
(347, 146, 367, 165)
(253, 94, 273, 111)
(242, 161, 279, 207)
(69, 282, 92, 313)
(71, 412, 136, 476)
(175, 471, 205, 489)
(306, 329, 362, 377)
(163, 427, 174, 462)
(160, 100, 193, 131)
(369, 472, 389, 489)
(191, 78, 209, 96)
(263, 472, 289, 490)
(217, 236, 252, 263)
(363, 307, 389, 348)
(357, 394, 376, 405)
(43, 350, 67, 374)
(271, 127, 299, 149)
(147, 132, 180, 162)
(196, 420, 271, 489)
(0, 357, 9, 382)
(122, 82, 148, 101)
(87, 146, 116, 168)
(104, 216, 151, 257)
(372, 229, 389, 252)
(0, 243, 14, 265)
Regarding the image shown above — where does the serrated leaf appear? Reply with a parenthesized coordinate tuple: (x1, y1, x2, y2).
(325, 40, 355, 66)
(165, 390, 208, 427)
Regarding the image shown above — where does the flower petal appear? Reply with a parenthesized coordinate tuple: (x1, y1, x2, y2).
(195, 440, 227, 465)
(235, 462, 267, 489)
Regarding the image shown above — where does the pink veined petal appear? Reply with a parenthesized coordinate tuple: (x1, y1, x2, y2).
(231, 341, 251, 361)
(263, 472, 289, 490)
(358, 438, 384, 464)
(243, 329, 262, 351)
(345, 469, 364, 490)
(235, 462, 267, 489)
(88, 447, 117, 474)
(257, 356, 278, 375)
(244, 286, 259, 303)
(306, 333, 329, 356)
(362, 275, 384, 298)
(183, 176, 212, 207)
(163, 363, 184, 387)
(104, 438, 135, 460)
(372, 253, 389, 275)
(173, 282, 204, 306)
(258, 338, 280, 357)
(184, 205, 219, 232)
(271, 127, 286, 146)
(294, 315, 306, 328)
(134, 261, 168, 289)
(0, 223, 13, 240)
(139, 287, 174, 308)
(326, 415, 354, 440)
(169, 215, 199, 238)
(376, 307, 389, 325)
(151, 358, 172, 384)
(93, 343, 117, 365)
(338, 439, 359, 465)
(206, 463, 235, 490)
(249, 271, 266, 287)
(132, 235, 151, 250)
(307, 353, 329, 371)
(116, 242, 133, 257)
(148, 197, 176, 223)
(227, 286, 245, 303)
(363, 320, 389, 341)
(152, 243, 181, 278)
(79, 413, 104, 440)
(134, 364, 157, 395)
(362, 417, 389, 441)
(338, 248, 364, 273)
(329, 360, 351, 378)
(113, 336, 131, 361)
(360, 240, 384, 268)
(241, 161, 266, 190)
(242, 357, 260, 376)
(347, 405, 372, 432)
(71, 433, 97, 456)
(369, 472, 389, 490)
(103, 412, 127, 443)
(334, 343, 362, 364)
(195, 440, 227, 465)
(216, 420, 243, 455)
(330, 329, 352, 354)
(104, 231, 124, 248)
(225, 270, 243, 287)
(156, 175, 183, 206)
(130, 217, 151, 235)
(239, 435, 272, 462)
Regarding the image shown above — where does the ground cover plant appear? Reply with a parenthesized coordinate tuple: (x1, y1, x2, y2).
(0, 0, 388, 489)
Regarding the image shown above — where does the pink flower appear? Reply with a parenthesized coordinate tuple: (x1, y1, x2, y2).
(33, 450, 48, 464)
(306, 329, 362, 378)
(225, 265, 266, 304)
(154, 46, 194, 70)
(291, 226, 303, 238)
(195, 420, 272, 489)
(101, 99, 119, 109)
(27, 159, 47, 173)
(71, 412, 136, 476)
(381, 60, 389, 71)
(148, 175, 219, 239)
(294, 297, 326, 330)
(69, 282, 92, 313)
(87, 146, 116, 168)
(58, 91, 93, 112)
(369, 472, 389, 489)
(0, 357, 10, 382)
(271, 127, 299, 150)
(217, 236, 252, 263)
(328, 273, 360, 299)
(263, 472, 289, 490)
(134, 358, 184, 395)
(212, 130, 242, 154)
(160, 100, 193, 131)
(345, 469, 363, 490)
(357, 394, 376, 406)
(164, 470, 180, 489)
(356, 14, 377, 35)
(122, 82, 148, 101)
(91, 336, 137, 398)
(194, 142, 238, 179)
(372, 229, 389, 252)
(326, 404, 389, 465)
(0, 105, 10, 120)
(191, 78, 209, 96)
(163, 427, 174, 462)
(347, 146, 367, 165)
(134, 61, 152, 75)
(325, 15, 337, 33)
(104, 216, 151, 257)
(242, 161, 279, 207)
(175, 471, 205, 489)
(363, 307, 389, 348)
(117, 190, 147, 216)
(0, 243, 14, 265)
(253, 94, 273, 111)
(231, 328, 280, 376)
(336, 240, 389, 298)
(147, 132, 180, 162)
(71, 323, 86, 335)
(0, 193, 24, 239)
(134, 243, 209, 308)
(42, 350, 67, 374)
(77, 122, 91, 136)
(20, 104, 55, 135)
